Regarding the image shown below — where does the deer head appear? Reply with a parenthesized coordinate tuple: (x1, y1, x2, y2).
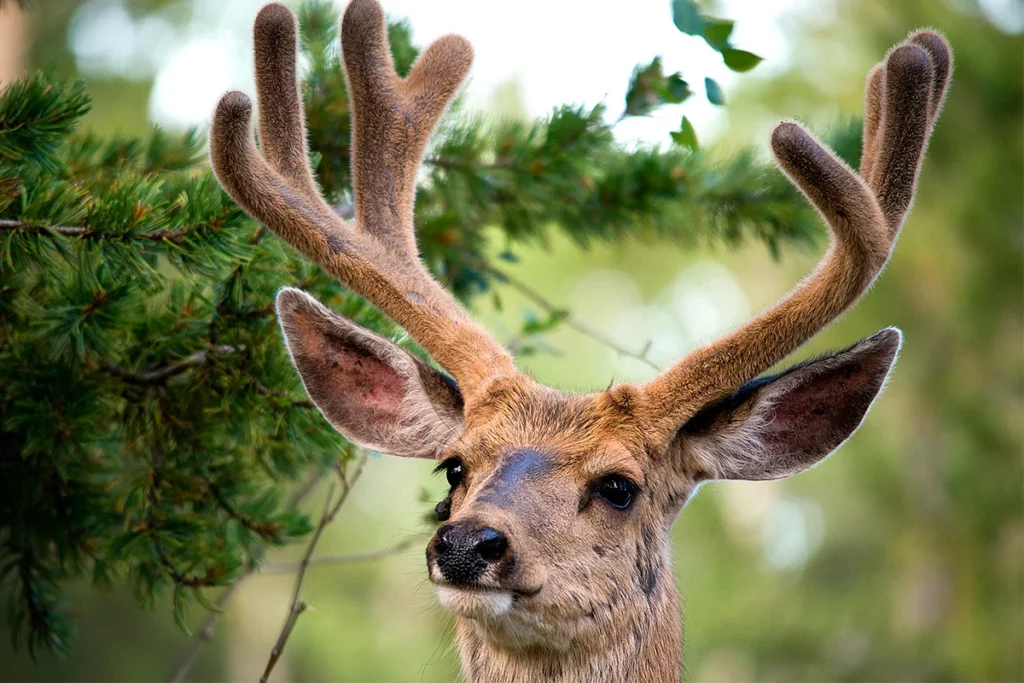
(210, 3, 951, 680)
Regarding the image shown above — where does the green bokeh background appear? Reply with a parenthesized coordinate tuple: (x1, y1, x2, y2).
(1, 0, 1021, 680)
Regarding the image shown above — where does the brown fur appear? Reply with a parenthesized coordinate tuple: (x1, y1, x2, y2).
(209, 5, 951, 681)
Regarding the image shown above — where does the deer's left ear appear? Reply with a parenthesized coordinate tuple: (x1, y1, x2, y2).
(677, 328, 901, 481)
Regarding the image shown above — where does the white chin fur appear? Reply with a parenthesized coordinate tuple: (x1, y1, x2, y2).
(436, 585, 513, 619)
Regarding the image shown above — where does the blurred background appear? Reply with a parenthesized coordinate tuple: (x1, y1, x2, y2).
(0, 0, 1021, 681)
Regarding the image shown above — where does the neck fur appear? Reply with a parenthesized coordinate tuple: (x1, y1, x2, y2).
(453, 558, 682, 682)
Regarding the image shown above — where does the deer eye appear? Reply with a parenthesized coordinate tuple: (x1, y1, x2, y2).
(435, 457, 465, 489)
(594, 474, 639, 510)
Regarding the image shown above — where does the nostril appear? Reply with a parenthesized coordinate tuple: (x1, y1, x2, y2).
(435, 524, 456, 553)
(474, 527, 507, 563)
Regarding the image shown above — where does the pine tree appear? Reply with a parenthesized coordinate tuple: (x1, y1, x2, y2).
(0, 0, 851, 660)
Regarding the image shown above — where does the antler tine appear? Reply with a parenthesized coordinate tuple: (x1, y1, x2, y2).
(863, 31, 952, 235)
(210, 0, 517, 399)
(211, 90, 347, 254)
(641, 32, 951, 436)
(252, 3, 320, 201)
(864, 44, 935, 234)
(863, 31, 953, 190)
(341, 0, 474, 256)
(859, 64, 886, 187)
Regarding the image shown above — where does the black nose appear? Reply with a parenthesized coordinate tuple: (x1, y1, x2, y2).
(433, 522, 508, 585)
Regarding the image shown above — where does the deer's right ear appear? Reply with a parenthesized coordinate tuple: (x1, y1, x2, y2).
(276, 288, 464, 458)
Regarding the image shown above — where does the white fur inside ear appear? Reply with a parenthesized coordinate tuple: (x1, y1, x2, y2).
(437, 586, 513, 619)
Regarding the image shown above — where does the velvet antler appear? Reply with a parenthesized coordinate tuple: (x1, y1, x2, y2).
(209, 1, 517, 401)
(642, 31, 952, 435)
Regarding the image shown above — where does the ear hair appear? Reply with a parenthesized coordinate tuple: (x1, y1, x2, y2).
(276, 288, 465, 458)
(680, 328, 902, 482)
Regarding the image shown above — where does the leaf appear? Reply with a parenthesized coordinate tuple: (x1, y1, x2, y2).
(670, 116, 699, 151)
(624, 57, 666, 117)
(663, 74, 693, 105)
(624, 58, 689, 116)
(172, 585, 192, 635)
(701, 18, 735, 51)
(704, 77, 725, 106)
(521, 309, 568, 335)
(671, 0, 704, 35)
(624, 58, 660, 117)
(722, 48, 763, 73)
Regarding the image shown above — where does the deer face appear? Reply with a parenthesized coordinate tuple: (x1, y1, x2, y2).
(424, 384, 658, 647)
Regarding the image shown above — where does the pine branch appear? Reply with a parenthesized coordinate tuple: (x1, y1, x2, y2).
(0, 218, 194, 244)
(167, 469, 331, 683)
(100, 346, 314, 409)
(0, 74, 91, 171)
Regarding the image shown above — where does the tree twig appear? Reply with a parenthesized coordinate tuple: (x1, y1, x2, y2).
(168, 579, 246, 683)
(260, 601, 308, 683)
(147, 399, 221, 590)
(487, 265, 662, 371)
(102, 351, 208, 386)
(260, 537, 419, 574)
(259, 454, 369, 683)
(206, 479, 285, 542)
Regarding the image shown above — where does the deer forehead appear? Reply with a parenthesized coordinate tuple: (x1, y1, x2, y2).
(453, 385, 650, 486)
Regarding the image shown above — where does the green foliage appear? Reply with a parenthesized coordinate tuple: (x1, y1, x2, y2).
(0, 0, 824, 659)
(670, 115, 699, 151)
(704, 77, 725, 105)
(671, 0, 763, 72)
(0, 74, 89, 173)
(624, 57, 692, 117)
(721, 48, 763, 73)
(639, 1, 764, 148)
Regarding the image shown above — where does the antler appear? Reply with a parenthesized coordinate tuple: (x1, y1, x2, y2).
(642, 30, 952, 434)
(209, 0, 516, 400)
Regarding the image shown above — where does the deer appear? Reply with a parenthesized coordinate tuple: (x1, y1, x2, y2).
(209, 2, 951, 681)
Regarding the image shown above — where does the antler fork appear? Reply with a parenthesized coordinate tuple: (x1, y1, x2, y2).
(642, 31, 952, 434)
(210, 1, 516, 400)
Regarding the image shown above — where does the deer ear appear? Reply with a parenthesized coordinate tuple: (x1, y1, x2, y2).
(678, 328, 901, 481)
(276, 288, 464, 458)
